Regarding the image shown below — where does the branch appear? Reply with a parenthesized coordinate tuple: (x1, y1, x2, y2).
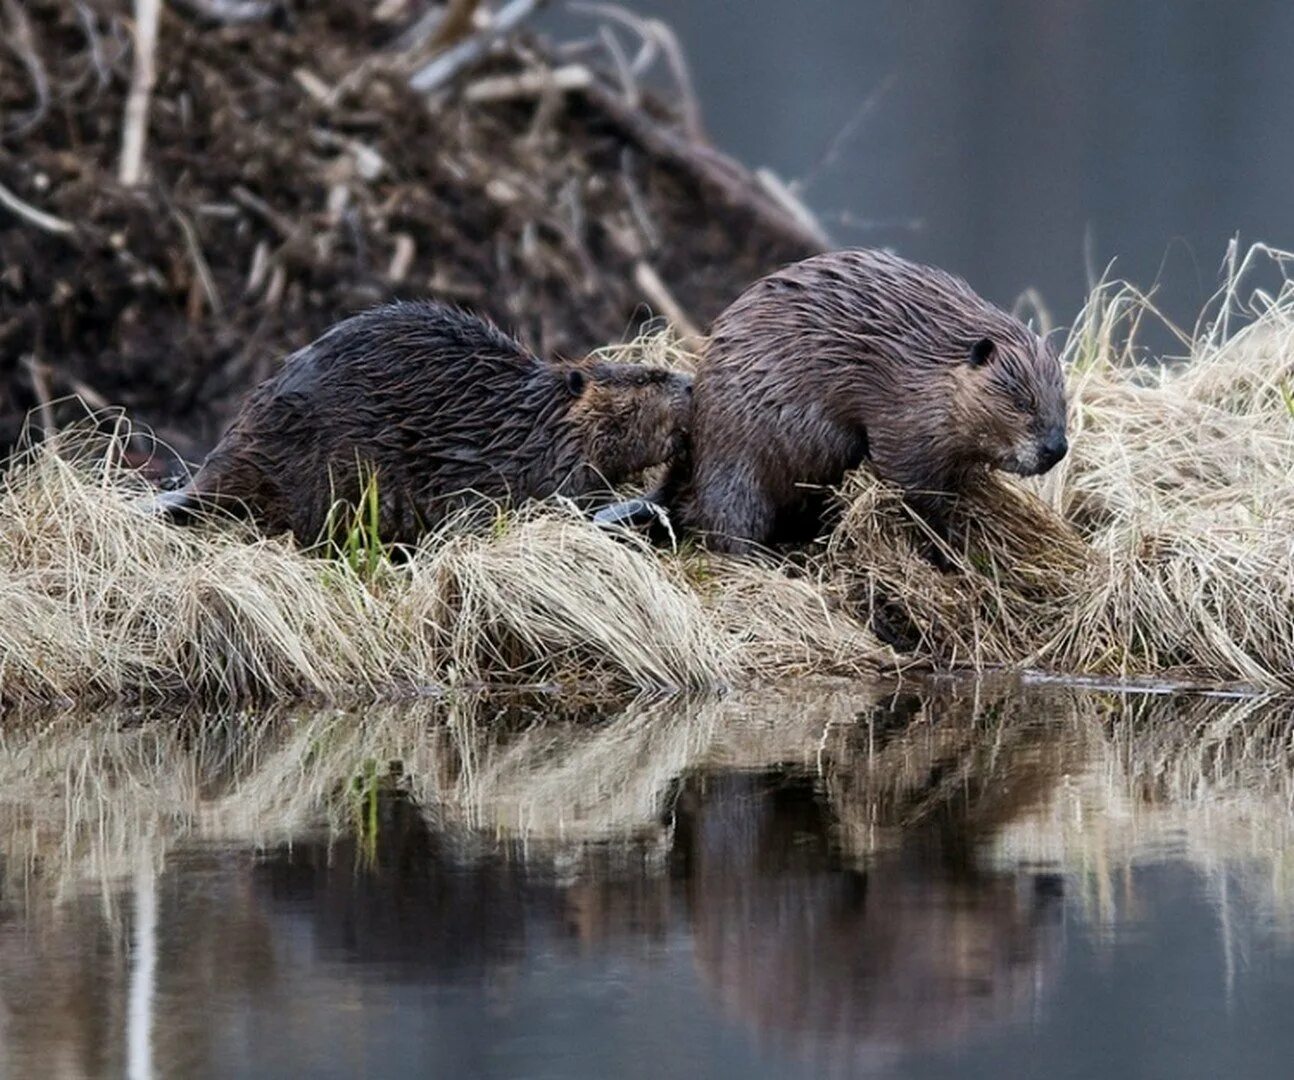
(579, 81, 826, 254)
(0, 178, 77, 236)
(171, 0, 274, 24)
(409, 0, 548, 94)
(119, 0, 162, 186)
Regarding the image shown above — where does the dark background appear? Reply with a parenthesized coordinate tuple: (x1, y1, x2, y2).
(549, 0, 1294, 339)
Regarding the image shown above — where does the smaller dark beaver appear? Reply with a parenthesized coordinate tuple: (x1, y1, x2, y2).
(158, 301, 693, 546)
(656, 249, 1068, 553)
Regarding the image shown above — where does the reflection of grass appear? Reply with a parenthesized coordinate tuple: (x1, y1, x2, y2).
(349, 758, 384, 868)
(5, 246, 1294, 704)
(987, 691, 1294, 931)
(1, 685, 1293, 929)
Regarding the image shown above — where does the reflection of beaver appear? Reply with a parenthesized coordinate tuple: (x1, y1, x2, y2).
(158, 302, 693, 546)
(657, 249, 1069, 553)
(676, 769, 1063, 1070)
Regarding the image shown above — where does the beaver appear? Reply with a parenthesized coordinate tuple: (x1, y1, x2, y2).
(156, 301, 693, 546)
(647, 248, 1068, 553)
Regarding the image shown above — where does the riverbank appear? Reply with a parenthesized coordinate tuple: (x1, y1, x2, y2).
(3, 244, 1292, 706)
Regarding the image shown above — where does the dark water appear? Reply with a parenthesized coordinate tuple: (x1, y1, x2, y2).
(547, 1, 1294, 336)
(2, 683, 1293, 1078)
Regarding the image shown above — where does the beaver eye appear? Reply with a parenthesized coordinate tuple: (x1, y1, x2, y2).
(968, 337, 997, 367)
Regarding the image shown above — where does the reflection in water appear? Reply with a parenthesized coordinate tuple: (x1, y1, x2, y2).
(0, 685, 1292, 1078)
(677, 770, 1062, 1073)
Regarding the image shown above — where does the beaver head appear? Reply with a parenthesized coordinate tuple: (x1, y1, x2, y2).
(946, 330, 1068, 478)
(812, 249, 1069, 486)
(563, 361, 693, 481)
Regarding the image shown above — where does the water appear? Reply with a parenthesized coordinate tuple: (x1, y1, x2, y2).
(546, 1, 1294, 336)
(1, 683, 1293, 1078)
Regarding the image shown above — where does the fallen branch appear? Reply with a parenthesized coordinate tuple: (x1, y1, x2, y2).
(118, 0, 162, 186)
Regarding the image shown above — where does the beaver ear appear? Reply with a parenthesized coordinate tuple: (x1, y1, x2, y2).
(968, 337, 997, 368)
(565, 369, 587, 397)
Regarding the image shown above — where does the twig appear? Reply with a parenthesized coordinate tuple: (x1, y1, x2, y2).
(387, 233, 415, 282)
(293, 68, 336, 107)
(619, 148, 660, 251)
(633, 262, 700, 338)
(578, 81, 824, 254)
(171, 0, 274, 23)
(118, 0, 161, 186)
(21, 355, 56, 436)
(230, 185, 295, 239)
(597, 25, 637, 108)
(63, 375, 112, 412)
(567, 2, 702, 138)
(73, 1, 114, 93)
(464, 65, 591, 103)
(794, 73, 895, 194)
(755, 167, 832, 249)
(392, 6, 446, 53)
(429, 0, 482, 49)
(0, 178, 77, 236)
(171, 208, 223, 316)
(409, 0, 548, 94)
(3, 0, 51, 137)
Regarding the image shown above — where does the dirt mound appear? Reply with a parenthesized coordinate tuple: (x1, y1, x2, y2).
(0, 0, 820, 467)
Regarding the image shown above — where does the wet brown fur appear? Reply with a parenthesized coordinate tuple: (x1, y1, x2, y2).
(169, 302, 693, 546)
(661, 249, 1068, 553)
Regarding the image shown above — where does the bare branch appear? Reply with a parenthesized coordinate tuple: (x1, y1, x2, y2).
(567, 2, 702, 138)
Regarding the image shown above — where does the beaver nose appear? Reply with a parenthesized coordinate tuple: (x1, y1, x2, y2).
(1038, 429, 1068, 471)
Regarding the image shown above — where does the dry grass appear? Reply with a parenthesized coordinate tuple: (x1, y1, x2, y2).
(4, 243, 1294, 705)
(827, 242, 1294, 690)
(0, 420, 889, 705)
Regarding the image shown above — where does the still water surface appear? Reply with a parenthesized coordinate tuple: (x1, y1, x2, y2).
(1, 683, 1293, 1078)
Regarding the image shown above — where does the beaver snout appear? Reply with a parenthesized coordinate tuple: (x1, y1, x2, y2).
(1036, 428, 1068, 473)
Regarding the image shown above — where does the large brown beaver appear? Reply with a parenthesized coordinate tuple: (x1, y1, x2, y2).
(649, 249, 1068, 553)
(157, 301, 693, 546)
